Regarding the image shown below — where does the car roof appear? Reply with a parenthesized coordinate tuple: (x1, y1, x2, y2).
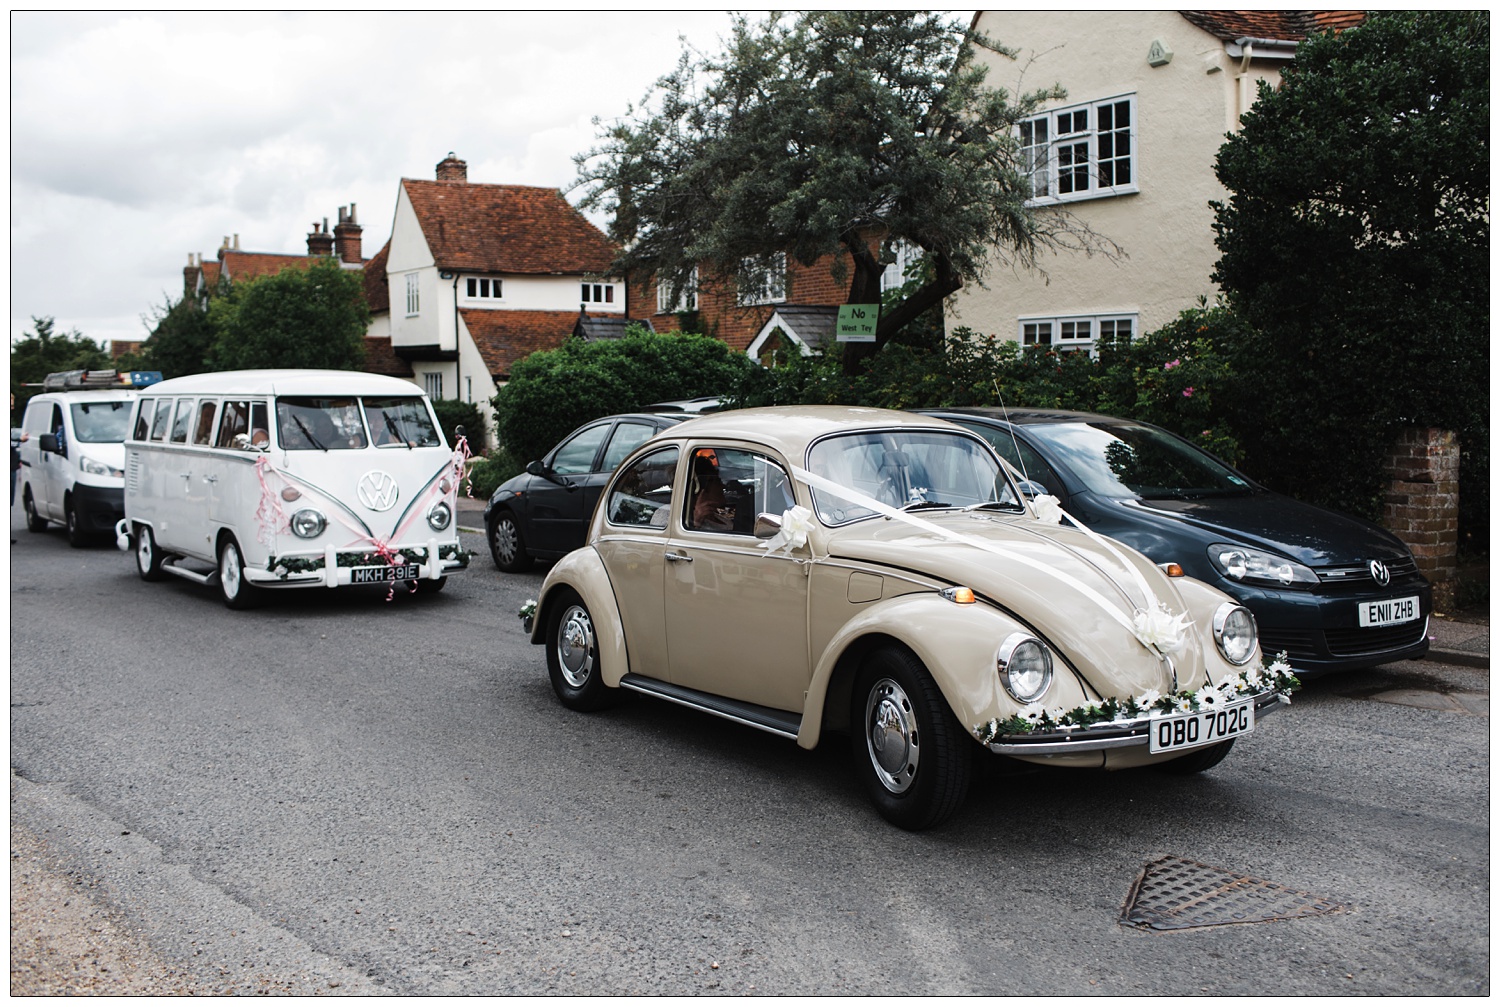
(139, 369, 430, 398)
(640, 396, 722, 415)
(920, 406, 1132, 427)
(660, 405, 964, 458)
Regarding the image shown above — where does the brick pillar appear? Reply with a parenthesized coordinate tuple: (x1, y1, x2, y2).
(334, 204, 362, 264)
(307, 218, 334, 257)
(1383, 428, 1459, 608)
(436, 152, 467, 182)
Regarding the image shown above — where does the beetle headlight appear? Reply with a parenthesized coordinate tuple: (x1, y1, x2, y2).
(1208, 543, 1317, 587)
(290, 508, 327, 539)
(997, 633, 1054, 703)
(1213, 603, 1258, 666)
(427, 502, 452, 531)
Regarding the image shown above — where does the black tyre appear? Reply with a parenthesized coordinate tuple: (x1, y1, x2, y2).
(1156, 738, 1235, 775)
(23, 489, 47, 532)
(217, 535, 262, 610)
(134, 523, 165, 581)
(545, 590, 617, 711)
(488, 510, 531, 573)
(65, 499, 86, 548)
(852, 645, 972, 830)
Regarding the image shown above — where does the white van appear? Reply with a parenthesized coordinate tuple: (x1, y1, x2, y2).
(121, 369, 469, 608)
(18, 370, 148, 546)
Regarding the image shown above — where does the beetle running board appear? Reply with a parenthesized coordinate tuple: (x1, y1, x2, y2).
(618, 674, 802, 740)
(162, 561, 219, 586)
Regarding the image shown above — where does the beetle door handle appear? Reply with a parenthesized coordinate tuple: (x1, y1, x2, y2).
(664, 551, 693, 563)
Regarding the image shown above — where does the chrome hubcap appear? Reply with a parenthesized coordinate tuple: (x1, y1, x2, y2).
(493, 519, 517, 563)
(557, 605, 594, 688)
(221, 544, 241, 597)
(137, 530, 152, 569)
(866, 677, 919, 794)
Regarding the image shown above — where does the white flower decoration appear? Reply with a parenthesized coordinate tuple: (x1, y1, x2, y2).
(1136, 689, 1162, 710)
(1134, 603, 1190, 655)
(1019, 703, 1046, 725)
(1268, 658, 1293, 677)
(762, 505, 816, 556)
(1243, 666, 1265, 689)
(273, 564, 288, 578)
(1196, 684, 1223, 709)
(1048, 707, 1071, 727)
(1031, 493, 1063, 524)
(1174, 695, 1195, 713)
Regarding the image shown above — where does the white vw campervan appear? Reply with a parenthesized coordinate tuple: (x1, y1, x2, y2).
(19, 370, 151, 546)
(121, 369, 469, 608)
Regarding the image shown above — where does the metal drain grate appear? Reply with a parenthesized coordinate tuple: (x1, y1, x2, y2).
(1121, 856, 1345, 931)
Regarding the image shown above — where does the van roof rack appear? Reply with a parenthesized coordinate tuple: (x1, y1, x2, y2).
(34, 370, 162, 391)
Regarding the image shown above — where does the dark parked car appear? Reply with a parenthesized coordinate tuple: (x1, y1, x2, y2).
(922, 408, 1431, 674)
(484, 413, 686, 571)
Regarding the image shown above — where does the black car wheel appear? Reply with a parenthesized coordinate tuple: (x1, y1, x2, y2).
(852, 645, 972, 830)
(1156, 738, 1235, 775)
(23, 488, 47, 532)
(218, 535, 262, 610)
(488, 510, 530, 573)
(545, 590, 617, 711)
(65, 499, 86, 548)
(135, 523, 165, 581)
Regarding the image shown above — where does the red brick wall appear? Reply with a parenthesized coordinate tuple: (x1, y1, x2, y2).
(1383, 428, 1459, 599)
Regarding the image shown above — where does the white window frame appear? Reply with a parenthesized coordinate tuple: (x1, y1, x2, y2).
(405, 273, 421, 316)
(423, 372, 443, 400)
(736, 252, 786, 307)
(657, 266, 699, 313)
(580, 281, 616, 305)
(1020, 94, 1138, 205)
(1017, 312, 1137, 357)
(880, 241, 920, 293)
(464, 276, 503, 302)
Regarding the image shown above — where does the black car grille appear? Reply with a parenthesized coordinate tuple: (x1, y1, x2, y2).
(1315, 556, 1421, 586)
(1324, 620, 1429, 657)
(1258, 630, 1320, 663)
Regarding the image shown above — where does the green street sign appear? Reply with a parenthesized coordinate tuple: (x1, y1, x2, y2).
(836, 303, 879, 342)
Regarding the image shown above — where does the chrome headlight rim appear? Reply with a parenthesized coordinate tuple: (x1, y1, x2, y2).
(289, 508, 328, 540)
(426, 501, 453, 531)
(997, 632, 1054, 704)
(1212, 602, 1259, 666)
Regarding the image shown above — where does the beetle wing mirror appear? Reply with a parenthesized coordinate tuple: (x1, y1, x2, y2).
(753, 512, 783, 539)
(1017, 479, 1048, 499)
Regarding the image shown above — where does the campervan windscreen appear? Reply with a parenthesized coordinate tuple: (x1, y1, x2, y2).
(364, 397, 441, 448)
(70, 401, 132, 443)
(277, 398, 368, 451)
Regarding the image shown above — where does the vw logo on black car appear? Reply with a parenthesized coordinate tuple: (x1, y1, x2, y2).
(1369, 559, 1391, 587)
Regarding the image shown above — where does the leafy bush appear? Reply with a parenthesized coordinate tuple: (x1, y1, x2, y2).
(493, 327, 755, 462)
(464, 449, 523, 500)
(431, 399, 487, 454)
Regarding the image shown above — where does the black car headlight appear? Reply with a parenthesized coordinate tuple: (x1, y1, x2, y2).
(290, 508, 327, 539)
(1213, 603, 1258, 665)
(998, 633, 1054, 703)
(427, 502, 452, 531)
(1208, 543, 1317, 587)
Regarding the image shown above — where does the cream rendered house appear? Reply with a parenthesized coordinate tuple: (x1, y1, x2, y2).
(383, 153, 625, 433)
(948, 10, 1365, 353)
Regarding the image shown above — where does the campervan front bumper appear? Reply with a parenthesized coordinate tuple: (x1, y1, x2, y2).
(246, 540, 470, 588)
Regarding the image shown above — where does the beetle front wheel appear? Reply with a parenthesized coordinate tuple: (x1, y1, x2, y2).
(852, 645, 972, 830)
(545, 590, 617, 711)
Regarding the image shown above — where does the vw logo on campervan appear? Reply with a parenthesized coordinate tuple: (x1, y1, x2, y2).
(358, 470, 400, 511)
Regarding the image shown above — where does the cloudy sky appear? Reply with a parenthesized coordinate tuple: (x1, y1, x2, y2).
(9, 11, 743, 350)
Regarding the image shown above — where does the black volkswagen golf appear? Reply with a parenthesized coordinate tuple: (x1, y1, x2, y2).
(924, 408, 1431, 675)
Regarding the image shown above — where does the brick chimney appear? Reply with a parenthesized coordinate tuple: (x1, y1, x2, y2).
(184, 253, 201, 299)
(436, 152, 468, 182)
(334, 204, 362, 263)
(307, 218, 335, 257)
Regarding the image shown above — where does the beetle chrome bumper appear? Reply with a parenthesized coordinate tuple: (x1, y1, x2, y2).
(984, 691, 1287, 756)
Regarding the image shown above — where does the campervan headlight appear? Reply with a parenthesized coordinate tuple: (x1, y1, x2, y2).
(426, 502, 453, 532)
(290, 508, 328, 539)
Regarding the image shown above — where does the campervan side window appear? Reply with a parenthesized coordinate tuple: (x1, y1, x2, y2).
(170, 398, 195, 443)
(132, 399, 154, 441)
(192, 400, 218, 445)
(364, 397, 441, 448)
(216, 401, 269, 451)
(277, 398, 368, 451)
(148, 400, 174, 441)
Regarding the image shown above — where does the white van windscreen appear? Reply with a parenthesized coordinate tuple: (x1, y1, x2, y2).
(71, 401, 133, 443)
(277, 398, 368, 451)
(363, 397, 441, 448)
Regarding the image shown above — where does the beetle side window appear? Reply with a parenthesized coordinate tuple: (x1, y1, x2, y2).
(606, 447, 679, 527)
(551, 423, 611, 475)
(169, 398, 195, 443)
(683, 447, 795, 536)
(148, 400, 174, 441)
(132, 399, 154, 441)
(192, 400, 218, 445)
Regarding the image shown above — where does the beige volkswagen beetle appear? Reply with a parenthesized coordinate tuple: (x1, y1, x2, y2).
(527, 407, 1297, 829)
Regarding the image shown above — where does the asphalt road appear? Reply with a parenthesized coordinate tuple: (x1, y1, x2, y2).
(9, 508, 1490, 995)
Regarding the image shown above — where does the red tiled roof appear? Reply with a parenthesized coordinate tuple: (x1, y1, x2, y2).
(363, 240, 391, 315)
(461, 309, 610, 378)
(362, 336, 413, 378)
(219, 250, 323, 283)
(200, 260, 221, 288)
(1179, 11, 1366, 42)
(402, 180, 617, 276)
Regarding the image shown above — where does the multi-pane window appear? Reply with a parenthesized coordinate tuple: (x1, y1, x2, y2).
(423, 373, 443, 401)
(580, 282, 615, 304)
(737, 252, 787, 306)
(465, 277, 502, 300)
(1017, 314, 1136, 357)
(657, 266, 699, 313)
(1019, 95, 1136, 204)
(405, 273, 420, 316)
(880, 241, 920, 293)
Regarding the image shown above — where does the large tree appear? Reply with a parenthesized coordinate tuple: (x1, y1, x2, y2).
(574, 11, 1117, 364)
(207, 258, 369, 372)
(1211, 10, 1488, 546)
(140, 291, 217, 379)
(10, 316, 110, 413)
